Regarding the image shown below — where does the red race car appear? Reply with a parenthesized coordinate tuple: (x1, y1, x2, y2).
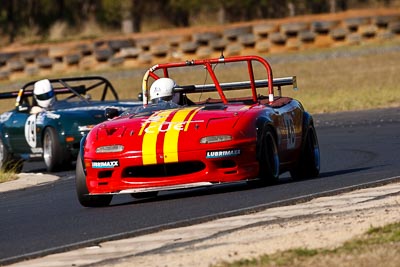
(76, 55, 320, 207)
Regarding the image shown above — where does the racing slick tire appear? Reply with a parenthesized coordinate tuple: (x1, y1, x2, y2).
(0, 138, 23, 173)
(290, 123, 320, 180)
(256, 126, 280, 185)
(75, 153, 113, 207)
(43, 127, 70, 172)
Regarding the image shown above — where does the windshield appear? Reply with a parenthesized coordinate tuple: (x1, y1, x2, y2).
(122, 101, 180, 117)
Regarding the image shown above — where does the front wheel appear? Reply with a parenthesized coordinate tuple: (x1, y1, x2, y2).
(0, 138, 23, 173)
(75, 153, 113, 207)
(257, 127, 280, 185)
(290, 123, 320, 180)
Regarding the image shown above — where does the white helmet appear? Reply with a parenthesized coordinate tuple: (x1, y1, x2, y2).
(33, 79, 55, 108)
(149, 78, 176, 103)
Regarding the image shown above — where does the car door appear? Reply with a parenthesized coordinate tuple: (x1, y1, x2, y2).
(274, 101, 303, 163)
(3, 111, 38, 154)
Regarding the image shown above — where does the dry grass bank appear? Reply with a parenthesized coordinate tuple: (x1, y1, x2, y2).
(105, 42, 400, 115)
(217, 222, 400, 267)
(273, 46, 400, 113)
(1, 42, 400, 115)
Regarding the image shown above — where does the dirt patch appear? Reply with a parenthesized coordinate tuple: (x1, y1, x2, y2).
(0, 173, 59, 193)
(102, 183, 400, 267)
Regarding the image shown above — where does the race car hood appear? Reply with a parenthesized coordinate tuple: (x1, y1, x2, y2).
(87, 104, 256, 163)
(46, 100, 141, 132)
(54, 100, 140, 116)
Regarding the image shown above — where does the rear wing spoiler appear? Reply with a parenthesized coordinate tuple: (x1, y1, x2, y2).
(174, 76, 297, 95)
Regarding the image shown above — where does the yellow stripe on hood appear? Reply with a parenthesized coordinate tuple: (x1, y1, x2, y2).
(141, 110, 174, 165)
(163, 107, 200, 163)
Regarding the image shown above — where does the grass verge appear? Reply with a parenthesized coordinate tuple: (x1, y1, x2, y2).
(0, 170, 18, 183)
(216, 222, 400, 267)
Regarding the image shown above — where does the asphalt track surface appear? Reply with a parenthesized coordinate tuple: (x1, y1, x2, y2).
(0, 107, 399, 265)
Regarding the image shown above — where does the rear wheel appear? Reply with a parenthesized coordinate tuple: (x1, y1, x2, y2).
(290, 123, 320, 180)
(257, 127, 280, 185)
(43, 127, 71, 172)
(0, 138, 23, 173)
(75, 153, 112, 207)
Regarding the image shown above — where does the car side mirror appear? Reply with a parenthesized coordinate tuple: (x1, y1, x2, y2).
(105, 107, 119, 120)
(17, 103, 30, 113)
(137, 92, 143, 101)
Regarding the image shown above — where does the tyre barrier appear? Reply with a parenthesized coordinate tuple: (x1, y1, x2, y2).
(280, 22, 309, 36)
(64, 54, 81, 65)
(0, 10, 400, 81)
(253, 23, 278, 37)
(311, 20, 340, 34)
(193, 32, 221, 45)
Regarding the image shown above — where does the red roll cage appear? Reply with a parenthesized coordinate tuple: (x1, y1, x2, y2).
(141, 55, 296, 106)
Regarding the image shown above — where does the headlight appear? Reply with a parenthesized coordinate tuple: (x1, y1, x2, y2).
(96, 145, 124, 153)
(78, 125, 95, 132)
(200, 135, 232, 144)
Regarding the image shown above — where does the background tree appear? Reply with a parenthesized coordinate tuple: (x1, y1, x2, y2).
(167, 0, 200, 27)
(0, 0, 397, 45)
(3, 0, 17, 43)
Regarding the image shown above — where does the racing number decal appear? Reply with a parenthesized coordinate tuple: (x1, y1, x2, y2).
(283, 113, 295, 149)
(25, 114, 37, 148)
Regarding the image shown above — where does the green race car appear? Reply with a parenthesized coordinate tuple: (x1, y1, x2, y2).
(0, 76, 141, 172)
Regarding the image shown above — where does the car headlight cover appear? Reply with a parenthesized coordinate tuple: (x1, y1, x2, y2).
(78, 125, 95, 132)
(96, 145, 124, 153)
(200, 135, 232, 144)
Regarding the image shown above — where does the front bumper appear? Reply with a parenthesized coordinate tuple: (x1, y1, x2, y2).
(84, 143, 259, 195)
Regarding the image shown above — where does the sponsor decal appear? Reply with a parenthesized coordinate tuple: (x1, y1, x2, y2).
(0, 112, 12, 123)
(153, 86, 162, 94)
(30, 147, 43, 154)
(45, 112, 61, 119)
(142, 120, 203, 134)
(92, 160, 120, 168)
(140, 107, 203, 165)
(206, 149, 241, 158)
